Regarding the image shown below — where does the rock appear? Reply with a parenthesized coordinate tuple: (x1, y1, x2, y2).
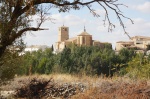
(0, 91, 15, 99)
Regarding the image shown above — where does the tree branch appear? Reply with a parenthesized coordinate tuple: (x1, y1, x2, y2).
(97, 1, 115, 32)
(13, 0, 133, 33)
(9, 27, 48, 44)
(32, 0, 99, 6)
(103, 1, 133, 32)
(86, 4, 100, 17)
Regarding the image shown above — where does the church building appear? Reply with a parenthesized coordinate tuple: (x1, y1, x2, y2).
(55, 25, 111, 52)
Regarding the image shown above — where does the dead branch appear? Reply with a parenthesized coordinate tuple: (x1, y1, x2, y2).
(9, 27, 48, 44)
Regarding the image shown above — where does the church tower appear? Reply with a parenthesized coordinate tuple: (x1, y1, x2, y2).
(58, 26, 69, 42)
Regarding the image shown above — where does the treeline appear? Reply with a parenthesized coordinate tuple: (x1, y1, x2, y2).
(16, 44, 150, 79)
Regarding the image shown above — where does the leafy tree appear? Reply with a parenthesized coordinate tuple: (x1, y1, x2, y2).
(125, 53, 150, 79)
(110, 48, 135, 76)
(0, 50, 21, 83)
(17, 45, 139, 78)
(15, 45, 150, 79)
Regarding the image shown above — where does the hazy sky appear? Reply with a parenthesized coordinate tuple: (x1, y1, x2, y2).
(24, 0, 150, 49)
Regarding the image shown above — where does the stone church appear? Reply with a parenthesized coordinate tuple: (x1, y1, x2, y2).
(55, 25, 111, 52)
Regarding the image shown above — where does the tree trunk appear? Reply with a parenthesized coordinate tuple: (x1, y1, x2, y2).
(0, 46, 6, 59)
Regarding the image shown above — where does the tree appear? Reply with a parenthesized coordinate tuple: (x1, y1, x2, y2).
(125, 53, 150, 79)
(0, 0, 133, 59)
(0, 49, 23, 84)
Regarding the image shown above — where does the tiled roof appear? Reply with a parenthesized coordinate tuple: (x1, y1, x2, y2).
(78, 31, 91, 36)
(65, 37, 77, 41)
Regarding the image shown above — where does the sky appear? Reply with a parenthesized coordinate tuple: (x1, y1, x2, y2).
(24, 0, 150, 49)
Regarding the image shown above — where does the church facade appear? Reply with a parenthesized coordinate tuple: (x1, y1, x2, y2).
(55, 25, 111, 52)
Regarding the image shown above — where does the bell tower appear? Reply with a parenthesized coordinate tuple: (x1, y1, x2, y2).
(58, 26, 69, 42)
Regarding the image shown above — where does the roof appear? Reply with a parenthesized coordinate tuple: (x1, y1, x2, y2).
(65, 37, 77, 42)
(93, 40, 100, 42)
(78, 31, 91, 36)
(131, 36, 150, 39)
(116, 41, 134, 43)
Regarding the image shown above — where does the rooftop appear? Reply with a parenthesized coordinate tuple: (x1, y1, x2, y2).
(78, 31, 91, 36)
(131, 36, 150, 39)
(116, 41, 134, 43)
(65, 37, 77, 42)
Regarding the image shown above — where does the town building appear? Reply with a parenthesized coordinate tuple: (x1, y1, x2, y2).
(19, 45, 49, 55)
(55, 25, 111, 52)
(24, 45, 49, 52)
(116, 36, 150, 51)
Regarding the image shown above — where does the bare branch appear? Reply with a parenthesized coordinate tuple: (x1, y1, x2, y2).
(86, 5, 100, 17)
(32, 0, 98, 6)
(103, 1, 133, 32)
(9, 27, 48, 44)
(9, 0, 133, 33)
(97, 2, 115, 32)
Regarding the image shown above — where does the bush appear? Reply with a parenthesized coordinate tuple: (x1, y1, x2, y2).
(125, 53, 150, 79)
(0, 51, 21, 84)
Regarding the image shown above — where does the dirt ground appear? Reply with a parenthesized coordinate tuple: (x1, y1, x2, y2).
(0, 74, 150, 99)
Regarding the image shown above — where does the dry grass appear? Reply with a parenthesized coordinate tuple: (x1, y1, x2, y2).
(72, 80, 150, 99)
(1, 74, 150, 99)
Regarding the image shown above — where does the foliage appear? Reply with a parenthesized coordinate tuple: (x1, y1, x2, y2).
(0, 50, 21, 84)
(125, 53, 150, 79)
(17, 46, 136, 77)
(18, 48, 54, 75)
